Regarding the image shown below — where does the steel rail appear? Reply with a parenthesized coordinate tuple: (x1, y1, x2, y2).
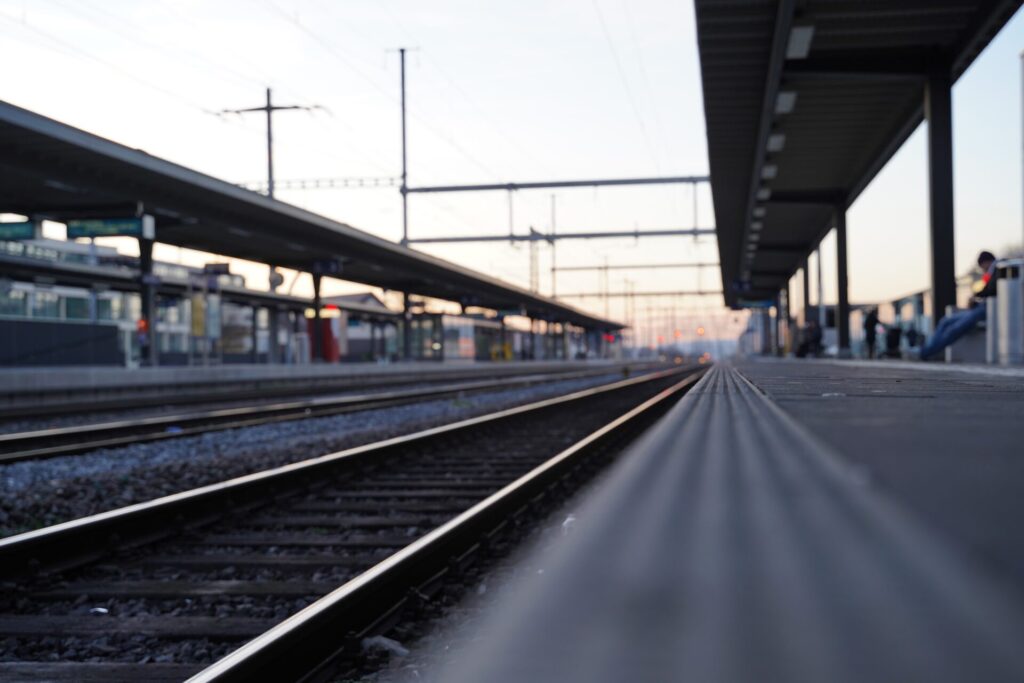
(0, 365, 655, 464)
(186, 367, 707, 683)
(1, 362, 660, 420)
(0, 365, 698, 581)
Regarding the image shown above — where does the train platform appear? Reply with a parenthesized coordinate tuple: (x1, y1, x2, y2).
(433, 359, 1024, 682)
(0, 359, 647, 415)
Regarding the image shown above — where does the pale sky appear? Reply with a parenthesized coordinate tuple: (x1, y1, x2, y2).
(0, 0, 1021, 342)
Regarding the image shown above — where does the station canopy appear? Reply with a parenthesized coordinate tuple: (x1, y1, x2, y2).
(0, 100, 621, 330)
(695, 0, 1021, 307)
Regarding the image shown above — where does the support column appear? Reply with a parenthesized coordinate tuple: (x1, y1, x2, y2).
(370, 321, 377, 362)
(138, 237, 158, 367)
(402, 292, 412, 361)
(268, 307, 280, 364)
(779, 287, 789, 355)
(801, 256, 811, 326)
(835, 207, 851, 357)
(312, 273, 323, 362)
(772, 297, 781, 356)
(251, 305, 259, 363)
(816, 247, 825, 331)
(499, 317, 507, 361)
(760, 308, 772, 355)
(926, 67, 956, 325)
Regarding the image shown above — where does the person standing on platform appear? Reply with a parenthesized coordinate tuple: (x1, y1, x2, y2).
(920, 251, 998, 360)
(863, 307, 880, 359)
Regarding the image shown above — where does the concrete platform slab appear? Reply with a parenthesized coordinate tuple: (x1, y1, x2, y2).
(738, 358, 1024, 586)
(433, 364, 1024, 682)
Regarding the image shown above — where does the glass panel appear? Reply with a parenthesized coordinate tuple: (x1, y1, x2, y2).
(65, 296, 90, 320)
(32, 291, 60, 319)
(0, 289, 27, 317)
(97, 298, 114, 321)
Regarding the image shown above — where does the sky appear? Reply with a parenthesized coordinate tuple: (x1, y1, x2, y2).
(0, 0, 1021, 343)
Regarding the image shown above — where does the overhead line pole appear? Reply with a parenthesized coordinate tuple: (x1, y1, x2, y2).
(219, 88, 322, 199)
(400, 47, 410, 246)
(550, 194, 557, 298)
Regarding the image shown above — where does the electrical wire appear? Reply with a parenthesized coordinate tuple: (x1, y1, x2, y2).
(260, 0, 503, 182)
(0, 9, 215, 114)
(590, 0, 661, 174)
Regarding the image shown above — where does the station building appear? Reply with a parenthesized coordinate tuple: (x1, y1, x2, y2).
(0, 102, 623, 368)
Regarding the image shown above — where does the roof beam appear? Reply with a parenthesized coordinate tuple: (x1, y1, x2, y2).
(755, 246, 807, 257)
(739, 0, 796, 276)
(766, 189, 846, 206)
(783, 50, 934, 81)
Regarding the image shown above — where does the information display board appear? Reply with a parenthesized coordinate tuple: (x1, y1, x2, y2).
(66, 215, 155, 240)
(0, 222, 35, 240)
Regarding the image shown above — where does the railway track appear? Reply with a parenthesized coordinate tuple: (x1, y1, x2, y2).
(2, 362, 662, 421)
(0, 365, 651, 464)
(0, 365, 704, 683)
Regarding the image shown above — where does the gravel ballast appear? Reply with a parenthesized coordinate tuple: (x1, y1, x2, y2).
(0, 374, 623, 538)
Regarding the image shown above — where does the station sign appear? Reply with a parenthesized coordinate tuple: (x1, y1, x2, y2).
(312, 259, 342, 275)
(203, 263, 231, 275)
(66, 215, 155, 240)
(0, 221, 35, 240)
(737, 298, 775, 309)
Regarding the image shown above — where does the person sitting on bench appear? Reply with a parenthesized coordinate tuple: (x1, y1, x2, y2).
(920, 251, 997, 360)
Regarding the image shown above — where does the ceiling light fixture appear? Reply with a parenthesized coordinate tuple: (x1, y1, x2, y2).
(753, 207, 767, 218)
(757, 188, 772, 201)
(761, 165, 778, 180)
(767, 133, 786, 152)
(775, 91, 797, 115)
(786, 25, 815, 60)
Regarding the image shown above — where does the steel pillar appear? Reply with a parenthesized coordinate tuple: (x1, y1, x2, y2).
(268, 307, 280, 364)
(312, 273, 323, 362)
(925, 68, 956, 325)
(816, 247, 825, 330)
(801, 256, 810, 326)
(761, 308, 772, 355)
(835, 207, 851, 356)
(138, 237, 158, 367)
(251, 305, 259, 363)
(773, 297, 781, 356)
(402, 292, 412, 361)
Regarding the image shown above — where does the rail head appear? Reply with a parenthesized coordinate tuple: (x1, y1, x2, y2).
(0, 365, 698, 580)
(185, 368, 707, 683)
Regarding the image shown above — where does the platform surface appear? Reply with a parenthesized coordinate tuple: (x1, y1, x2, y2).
(433, 360, 1024, 683)
(739, 358, 1024, 584)
(0, 359, 636, 395)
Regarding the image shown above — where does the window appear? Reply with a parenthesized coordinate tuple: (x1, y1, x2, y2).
(0, 289, 27, 317)
(65, 296, 91, 320)
(97, 298, 114, 321)
(31, 291, 60, 319)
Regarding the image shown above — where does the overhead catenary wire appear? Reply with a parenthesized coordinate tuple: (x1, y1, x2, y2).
(260, 0, 504, 183)
(590, 0, 662, 174)
(0, 10, 216, 115)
